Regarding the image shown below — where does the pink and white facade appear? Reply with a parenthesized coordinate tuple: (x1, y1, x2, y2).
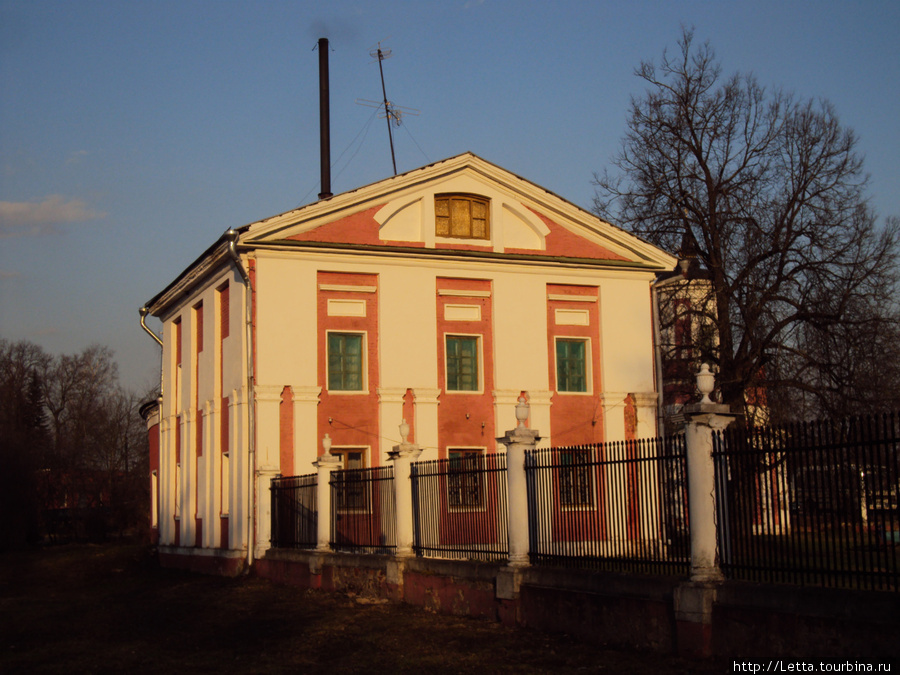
(141, 153, 676, 572)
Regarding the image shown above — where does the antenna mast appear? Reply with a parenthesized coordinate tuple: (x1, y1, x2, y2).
(358, 42, 418, 176)
(373, 45, 397, 174)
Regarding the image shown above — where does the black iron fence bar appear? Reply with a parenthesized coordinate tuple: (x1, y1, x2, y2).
(526, 436, 690, 576)
(411, 453, 508, 561)
(329, 465, 396, 554)
(713, 412, 899, 592)
(270, 473, 318, 549)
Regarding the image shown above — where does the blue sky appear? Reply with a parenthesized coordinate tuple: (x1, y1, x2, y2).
(2, 0, 898, 394)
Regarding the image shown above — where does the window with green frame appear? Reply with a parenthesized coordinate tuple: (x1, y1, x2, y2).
(448, 449, 483, 507)
(446, 335, 479, 391)
(556, 338, 587, 392)
(559, 449, 593, 507)
(328, 333, 364, 391)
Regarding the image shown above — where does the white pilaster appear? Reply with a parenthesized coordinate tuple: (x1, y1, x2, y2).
(378, 387, 408, 464)
(413, 387, 441, 462)
(254, 384, 284, 554)
(292, 385, 322, 474)
(314, 436, 341, 552)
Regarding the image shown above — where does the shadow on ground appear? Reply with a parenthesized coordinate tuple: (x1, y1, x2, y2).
(0, 543, 724, 673)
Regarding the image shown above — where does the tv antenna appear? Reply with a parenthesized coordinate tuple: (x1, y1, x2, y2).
(356, 41, 418, 175)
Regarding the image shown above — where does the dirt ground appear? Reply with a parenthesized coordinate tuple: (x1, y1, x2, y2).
(0, 542, 726, 674)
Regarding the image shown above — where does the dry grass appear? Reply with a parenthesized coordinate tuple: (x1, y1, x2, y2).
(0, 542, 721, 673)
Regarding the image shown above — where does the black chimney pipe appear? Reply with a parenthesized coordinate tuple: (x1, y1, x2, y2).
(317, 37, 332, 200)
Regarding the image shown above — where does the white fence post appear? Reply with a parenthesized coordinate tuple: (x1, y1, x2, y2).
(388, 419, 422, 558)
(497, 396, 540, 567)
(681, 364, 738, 581)
(313, 434, 340, 552)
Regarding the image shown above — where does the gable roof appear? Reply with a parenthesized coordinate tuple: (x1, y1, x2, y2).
(144, 152, 676, 316)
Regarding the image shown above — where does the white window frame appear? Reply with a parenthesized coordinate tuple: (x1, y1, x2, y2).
(553, 336, 592, 395)
(446, 446, 489, 512)
(444, 333, 483, 394)
(325, 330, 368, 394)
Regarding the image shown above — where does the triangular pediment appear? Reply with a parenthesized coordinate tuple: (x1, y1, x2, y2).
(240, 153, 675, 269)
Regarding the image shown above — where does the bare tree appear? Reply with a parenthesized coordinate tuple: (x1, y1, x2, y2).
(0, 339, 50, 548)
(1, 339, 148, 543)
(594, 29, 900, 418)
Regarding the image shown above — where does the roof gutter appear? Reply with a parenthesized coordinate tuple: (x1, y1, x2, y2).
(226, 229, 256, 571)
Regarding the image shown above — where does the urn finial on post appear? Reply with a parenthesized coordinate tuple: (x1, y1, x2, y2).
(515, 396, 529, 429)
(696, 364, 715, 405)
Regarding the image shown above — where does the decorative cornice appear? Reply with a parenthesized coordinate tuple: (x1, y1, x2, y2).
(318, 284, 377, 293)
(438, 289, 492, 298)
(525, 390, 554, 406)
(631, 392, 659, 408)
(377, 387, 409, 404)
(254, 384, 285, 403)
(411, 387, 442, 403)
(291, 385, 322, 403)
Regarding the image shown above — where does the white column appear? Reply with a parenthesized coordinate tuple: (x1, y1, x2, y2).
(378, 387, 407, 463)
(633, 392, 659, 439)
(527, 390, 553, 448)
(600, 393, 628, 542)
(201, 399, 215, 547)
(159, 416, 172, 544)
(633, 392, 661, 543)
(230, 386, 249, 552)
(497, 397, 540, 567)
(292, 385, 321, 472)
(314, 434, 341, 552)
(182, 408, 194, 546)
(255, 384, 283, 554)
(388, 419, 423, 558)
(413, 387, 441, 462)
(683, 365, 737, 582)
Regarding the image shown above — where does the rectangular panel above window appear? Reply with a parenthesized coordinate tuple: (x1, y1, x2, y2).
(327, 298, 367, 317)
(555, 308, 590, 326)
(444, 304, 482, 322)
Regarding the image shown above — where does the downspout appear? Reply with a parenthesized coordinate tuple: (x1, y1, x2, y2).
(651, 281, 666, 438)
(139, 306, 164, 398)
(139, 306, 164, 544)
(140, 307, 164, 347)
(226, 229, 256, 571)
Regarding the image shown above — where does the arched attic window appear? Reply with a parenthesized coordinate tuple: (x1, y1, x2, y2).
(435, 194, 490, 240)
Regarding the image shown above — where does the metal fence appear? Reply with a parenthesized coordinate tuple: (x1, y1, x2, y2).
(526, 436, 690, 575)
(270, 473, 318, 549)
(411, 453, 508, 561)
(713, 413, 900, 592)
(329, 465, 396, 555)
